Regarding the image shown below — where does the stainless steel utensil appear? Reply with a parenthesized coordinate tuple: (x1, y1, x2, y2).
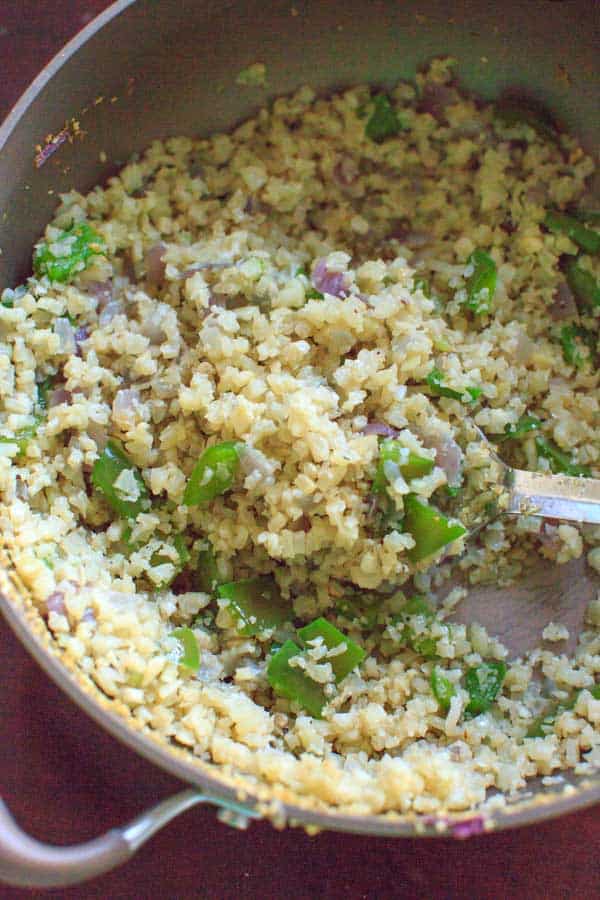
(0, 0, 598, 887)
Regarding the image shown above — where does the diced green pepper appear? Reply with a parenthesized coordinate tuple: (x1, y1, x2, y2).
(426, 368, 481, 404)
(183, 441, 243, 506)
(559, 324, 596, 368)
(33, 222, 106, 284)
(372, 439, 434, 494)
(464, 661, 507, 718)
(544, 211, 600, 256)
(305, 286, 324, 300)
(150, 534, 191, 588)
(565, 259, 600, 314)
(218, 576, 291, 636)
(171, 626, 200, 671)
(365, 94, 404, 143)
(464, 250, 497, 314)
(403, 494, 467, 563)
(431, 667, 456, 712)
(298, 617, 366, 682)
(91, 439, 150, 519)
(196, 545, 222, 593)
(535, 435, 591, 478)
(267, 639, 327, 718)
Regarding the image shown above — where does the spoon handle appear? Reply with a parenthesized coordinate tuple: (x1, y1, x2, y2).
(506, 469, 600, 524)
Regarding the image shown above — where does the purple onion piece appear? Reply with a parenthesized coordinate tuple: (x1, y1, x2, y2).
(86, 280, 113, 310)
(98, 300, 123, 326)
(333, 155, 359, 187)
(549, 282, 577, 321)
(87, 422, 108, 451)
(112, 388, 141, 429)
(420, 431, 463, 487)
(48, 388, 72, 408)
(449, 816, 486, 839)
(312, 258, 348, 298)
(45, 591, 66, 618)
(54, 317, 76, 354)
(144, 242, 167, 285)
(362, 422, 399, 438)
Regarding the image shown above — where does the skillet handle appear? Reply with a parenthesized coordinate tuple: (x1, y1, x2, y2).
(0, 789, 258, 888)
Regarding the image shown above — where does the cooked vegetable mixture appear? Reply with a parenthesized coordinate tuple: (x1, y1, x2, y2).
(1, 58, 599, 817)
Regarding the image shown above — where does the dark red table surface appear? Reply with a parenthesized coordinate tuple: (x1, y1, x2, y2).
(0, 3, 598, 897)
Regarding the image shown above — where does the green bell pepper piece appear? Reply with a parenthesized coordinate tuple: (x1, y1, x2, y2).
(196, 544, 222, 593)
(298, 617, 366, 682)
(365, 94, 404, 143)
(267, 639, 327, 718)
(464, 249, 497, 314)
(171, 626, 200, 671)
(372, 439, 434, 494)
(0, 419, 41, 458)
(218, 576, 291, 636)
(535, 435, 591, 478)
(33, 222, 106, 284)
(565, 259, 600, 314)
(544, 211, 600, 256)
(464, 661, 507, 718)
(403, 494, 467, 563)
(91, 439, 150, 519)
(183, 441, 243, 506)
(431, 667, 456, 712)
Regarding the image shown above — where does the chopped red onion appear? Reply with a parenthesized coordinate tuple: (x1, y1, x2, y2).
(550, 282, 577, 321)
(86, 280, 113, 310)
(81, 607, 96, 624)
(333, 155, 359, 187)
(49, 388, 72, 408)
(513, 330, 535, 364)
(98, 300, 123, 326)
(362, 422, 399, 438)
(112, 388, 141, 429)
(179, 261, 234, 279)
(238, 445, 276, 479)
(54, 317, 77, 354)
(139, 310, 167, 345)
(144, 242, 167, 285)
(449, 816, 485, 839)
(421, 431, 463, 486)
(45, 591, 66, 618)
(74, 326, 89, 355)
(312, 258, 347, 298)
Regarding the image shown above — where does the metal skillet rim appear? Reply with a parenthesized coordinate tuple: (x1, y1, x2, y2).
(0, 0, 598, 837)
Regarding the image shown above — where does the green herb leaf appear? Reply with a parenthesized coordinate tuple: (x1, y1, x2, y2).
(535, 435, 591, 478)
(565, 260, 600, 314)
(426, 368, 481, 404)
(464, 250, 497, 314)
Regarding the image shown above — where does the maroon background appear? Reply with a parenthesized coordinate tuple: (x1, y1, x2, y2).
(0, 2, 598, 897)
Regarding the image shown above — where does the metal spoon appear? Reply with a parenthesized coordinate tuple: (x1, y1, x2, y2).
(453, 421, 600, 532)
